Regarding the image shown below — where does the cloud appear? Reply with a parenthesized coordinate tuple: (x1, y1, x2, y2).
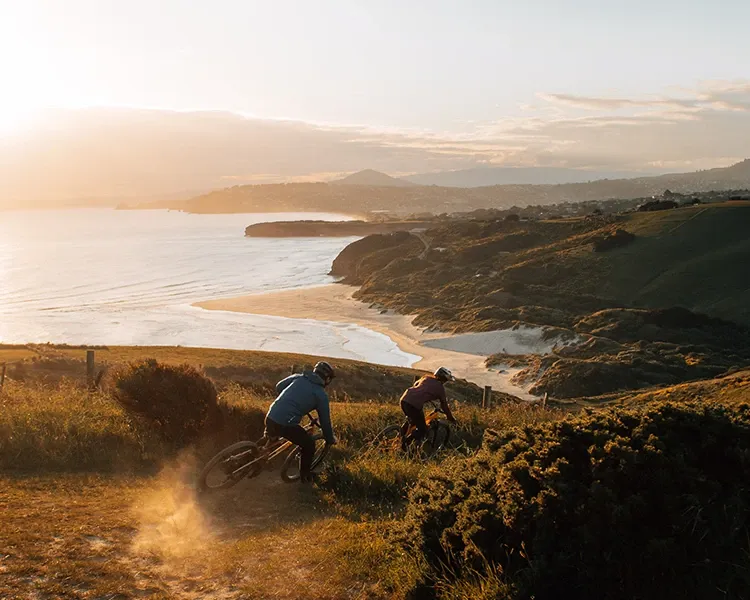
(537, 93, 699, 112)
(1, 79, 749, 202)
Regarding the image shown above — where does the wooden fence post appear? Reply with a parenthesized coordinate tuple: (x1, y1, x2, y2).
(0, 363, 6, 391)
(291, 364, 296, 374)
(542, 392, 548, 409)
(482, 385, 492, 409)
(86, 350, 95, 390)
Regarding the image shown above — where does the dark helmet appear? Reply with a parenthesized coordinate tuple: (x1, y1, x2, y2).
(313, 361, 336, 382)
(434, 366, 455, 382)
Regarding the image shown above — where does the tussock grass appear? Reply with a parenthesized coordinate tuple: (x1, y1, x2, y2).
(0, 380, 164, 472)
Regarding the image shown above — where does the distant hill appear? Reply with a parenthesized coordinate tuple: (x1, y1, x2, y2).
(332, 169, 417, 187)
(152, 159, 750, 216)
(405, 166, 664, 187)
(3, 107, 746, 211)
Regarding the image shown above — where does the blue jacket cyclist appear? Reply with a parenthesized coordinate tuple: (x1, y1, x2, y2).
(265, 361, 337, 482)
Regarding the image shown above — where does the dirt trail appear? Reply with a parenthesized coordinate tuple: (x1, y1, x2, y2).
(127, 459, 343, 600)
(1, 466, 352, 600)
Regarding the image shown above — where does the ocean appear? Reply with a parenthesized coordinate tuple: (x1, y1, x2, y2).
(0, 208, 419, 366)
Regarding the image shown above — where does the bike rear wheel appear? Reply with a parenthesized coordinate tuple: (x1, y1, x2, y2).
(280, 433, 330, 482)
(198, 441, 263, 492)
(372, 424, 403, 452)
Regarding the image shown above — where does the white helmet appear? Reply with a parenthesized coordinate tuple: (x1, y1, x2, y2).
(434, 366, 455, 382)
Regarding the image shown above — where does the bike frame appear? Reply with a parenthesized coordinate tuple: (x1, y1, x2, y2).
(255, 414, 320, 464)
(403, 408, 443, 440)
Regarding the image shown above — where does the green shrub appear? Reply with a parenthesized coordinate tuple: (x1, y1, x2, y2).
(110, 360, 218, 447)
(400, 402, 750, 600)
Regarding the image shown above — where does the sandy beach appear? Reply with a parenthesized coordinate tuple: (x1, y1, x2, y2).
(195, 284, 564, 399)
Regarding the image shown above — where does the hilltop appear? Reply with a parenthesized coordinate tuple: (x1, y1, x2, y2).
(332, 169, 416, 187)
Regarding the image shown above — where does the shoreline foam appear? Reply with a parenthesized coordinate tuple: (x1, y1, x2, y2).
(194, 284, 544, 399)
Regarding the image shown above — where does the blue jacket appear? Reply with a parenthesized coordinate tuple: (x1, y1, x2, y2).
(266, 371, 334, 443)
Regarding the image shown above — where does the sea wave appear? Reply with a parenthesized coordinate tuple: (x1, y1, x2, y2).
(0, 208, 419, 366)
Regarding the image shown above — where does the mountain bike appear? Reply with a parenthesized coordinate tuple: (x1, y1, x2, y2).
(373, 406, 452, 456)
(197, 413, 330, 492)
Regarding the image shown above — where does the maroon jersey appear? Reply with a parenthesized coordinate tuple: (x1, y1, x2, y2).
(401, 375, 447, 410)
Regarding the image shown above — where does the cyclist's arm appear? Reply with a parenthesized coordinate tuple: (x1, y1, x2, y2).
(275, 375, 297, 395)
(316, 389, 335, 444)
(438, 385, 456, 423)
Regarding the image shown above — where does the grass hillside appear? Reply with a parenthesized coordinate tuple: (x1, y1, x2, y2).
(552, 202, 750, 324)
(0, 349, 552, 598)
(335, 202, 750, 327)
(330, 202, 750, 398)
(2, 346, 749, 598)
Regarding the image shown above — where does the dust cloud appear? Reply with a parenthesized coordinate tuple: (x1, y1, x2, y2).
(131, 453, 215, 561)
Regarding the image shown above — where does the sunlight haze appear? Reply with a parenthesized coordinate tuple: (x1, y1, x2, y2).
(1, 0, 749, 200)
(4, 4, 750, 597)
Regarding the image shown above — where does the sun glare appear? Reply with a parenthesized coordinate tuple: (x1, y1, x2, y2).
(0, 102, 42, 135)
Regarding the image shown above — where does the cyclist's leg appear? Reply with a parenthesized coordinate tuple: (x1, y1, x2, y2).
(278, 423, 315, 480)
(399, 401, 410, 438)
(400, 400, 427, 448)
(263, 415, 280, 440)
(265, 418, 315, 479)
(411, 410, 428, 443)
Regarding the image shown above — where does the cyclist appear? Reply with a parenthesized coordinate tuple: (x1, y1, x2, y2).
(400, 366, 457, 450)
(265, 361, 337, 482)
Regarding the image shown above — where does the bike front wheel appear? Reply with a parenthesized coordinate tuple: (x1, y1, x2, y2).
(372, 424, 403, 452)
(280, 433, 330, 483)
(423, 421, 451, 456)
(197, 441, 263, 493)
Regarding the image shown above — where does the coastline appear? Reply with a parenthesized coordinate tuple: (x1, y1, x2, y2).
(194, 284, 537, 399)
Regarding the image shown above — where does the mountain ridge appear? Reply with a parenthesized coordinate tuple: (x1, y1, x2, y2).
(404, 166, 671, 187)
(168, 159, 750, 215)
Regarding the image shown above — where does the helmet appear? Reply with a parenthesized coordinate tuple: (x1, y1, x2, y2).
(313, 361, 336, 382)
(434, 366, 455, 382)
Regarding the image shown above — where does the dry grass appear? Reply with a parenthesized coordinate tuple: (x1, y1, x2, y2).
(0, 474, 162, 599)
(0, 468, 420, 599)
(0, 343, 485, 404)
(0, 354, 567, 599)
(0, 380, 165, 472)
(619, 368, 750, 406)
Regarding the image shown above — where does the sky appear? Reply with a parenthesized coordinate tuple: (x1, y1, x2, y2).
(1, 0, 750, 197)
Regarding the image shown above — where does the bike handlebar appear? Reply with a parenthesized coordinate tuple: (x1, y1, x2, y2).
(428, 407, 457, 424)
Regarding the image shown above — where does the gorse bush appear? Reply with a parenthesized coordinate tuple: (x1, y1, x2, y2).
(110, 360, 218, 447)
(316, 402, 562, 518)
(400, 402, 750, 600)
